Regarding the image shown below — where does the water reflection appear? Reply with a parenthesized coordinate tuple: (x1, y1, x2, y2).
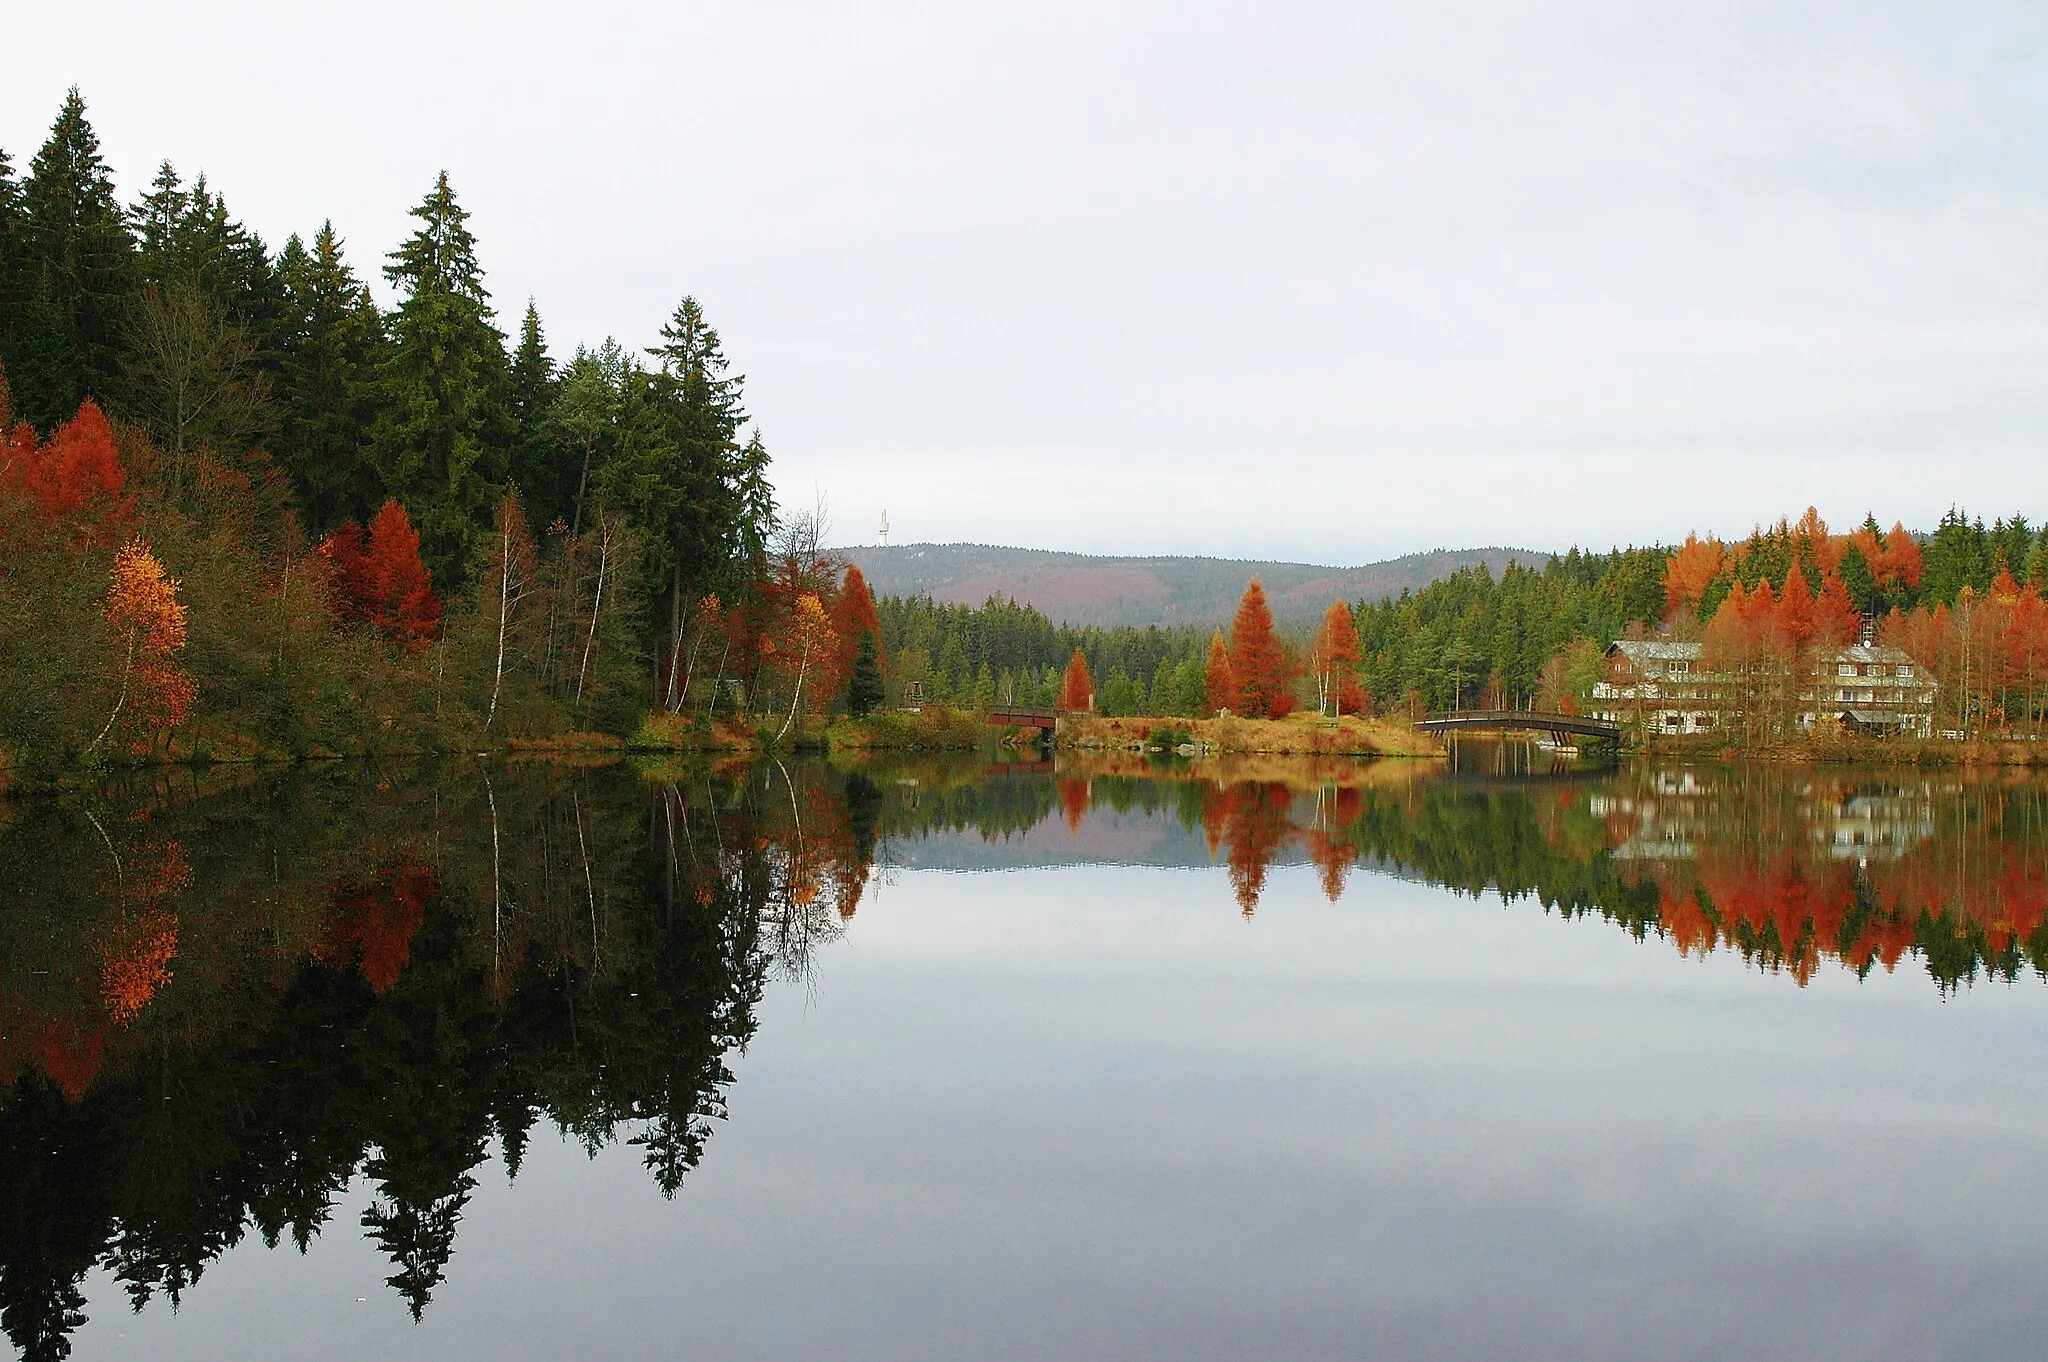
(2, 752, 2045, 1358)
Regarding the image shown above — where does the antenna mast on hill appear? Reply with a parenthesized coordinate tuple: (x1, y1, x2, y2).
(878, 510, 890, 546)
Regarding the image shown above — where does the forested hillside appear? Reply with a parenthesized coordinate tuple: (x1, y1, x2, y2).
(844, 542, 1546, 627)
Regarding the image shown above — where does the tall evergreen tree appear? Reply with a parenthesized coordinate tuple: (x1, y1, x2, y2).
(128, 163, 283, 374)
(551, 338, 629, 537)
(602, 296, 759, 675)
(276, 223, 388, 528)
(15, 89, 138, 429)
(375, 172, 512, 579)
(0, 148, 24, 388)
(132, 161, 192, 278)
(505, 300, 559, 519)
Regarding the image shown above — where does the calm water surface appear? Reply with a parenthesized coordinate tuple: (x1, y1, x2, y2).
(5, 747, 2048, 1360)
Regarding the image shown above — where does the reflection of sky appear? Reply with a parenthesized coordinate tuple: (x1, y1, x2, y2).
(80, 859, 2048, 1359)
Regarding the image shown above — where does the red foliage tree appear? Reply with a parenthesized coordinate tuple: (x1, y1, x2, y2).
(827, 564, 883, 699)
(1, 398, 131, 534)
(1813, 570, 1861, 646)
(319, 500, 442, 647)
(366, 499, 442, 646)
(316, 519, 374, 624)
(1228, 577, 1290, 718)
(1203, 629, 1234, 716)
(1776, 563, 1815, 646)
(1059, 647, 1094, 712)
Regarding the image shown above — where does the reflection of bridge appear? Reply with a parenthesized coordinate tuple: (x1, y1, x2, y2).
(1417, 709, 1621, 742)
(986, 704, 1061, 729)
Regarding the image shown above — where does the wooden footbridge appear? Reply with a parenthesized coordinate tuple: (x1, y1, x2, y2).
(1417, 709, 1621, 742)
(986, 704, 1061, 729)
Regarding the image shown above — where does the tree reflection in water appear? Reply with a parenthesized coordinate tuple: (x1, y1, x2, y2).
(2, 753, 2045, 1359)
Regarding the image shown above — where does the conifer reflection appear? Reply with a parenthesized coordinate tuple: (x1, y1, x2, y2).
(0, 764, 783, 1359)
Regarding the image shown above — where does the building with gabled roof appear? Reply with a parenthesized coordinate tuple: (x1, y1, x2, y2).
(1592, 639, 1934, 738)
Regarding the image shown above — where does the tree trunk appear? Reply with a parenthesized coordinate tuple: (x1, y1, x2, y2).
(576, 514, 609, 703)
(485, 515, 513, 730)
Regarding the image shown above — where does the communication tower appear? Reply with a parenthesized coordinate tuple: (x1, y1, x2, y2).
(878, 510, 890, 546)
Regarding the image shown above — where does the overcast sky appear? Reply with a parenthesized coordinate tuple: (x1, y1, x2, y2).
(8, 2, 2046, 563)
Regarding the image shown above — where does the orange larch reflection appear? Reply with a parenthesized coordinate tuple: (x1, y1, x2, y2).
(316, 859, 435, 994)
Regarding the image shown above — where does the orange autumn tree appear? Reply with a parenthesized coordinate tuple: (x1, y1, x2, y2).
(1311, 600, 1360, 717)
(1813, 570, 1862, 646)
(1059, 647, 1094, 712)
(1664, 532, 1726, 619)
(1777, 563, 1816, 647)
(776, 593, 838, 739)
(1227, 577, 1292, 718)
(92, 538, 196, 758)
(1203, 629, 1234, 716)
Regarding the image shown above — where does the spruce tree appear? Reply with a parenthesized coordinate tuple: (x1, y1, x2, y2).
(506, 300, 560, 521)
(552, 338, 628, 537)
(0, 148, 24, 387)
(132, 161, 191, 278)
(847, 631, 884, 717)
(15, 89, 138, 429)
(277, 223, 388, 528)
(376, 171, 512, 579)
(129, 164, 283, 366)
(603, 296, 757, 677)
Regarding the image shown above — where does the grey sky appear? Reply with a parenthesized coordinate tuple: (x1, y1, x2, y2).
(8, 2, 2046, 562)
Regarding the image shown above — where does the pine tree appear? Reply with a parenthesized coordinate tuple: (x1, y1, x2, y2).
(15, 89, 138, 429)
(376, 172, 512, 579)
(276, 223, 387, 528)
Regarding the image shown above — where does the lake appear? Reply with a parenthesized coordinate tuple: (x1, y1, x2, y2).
(4, 747, 2047, 1360)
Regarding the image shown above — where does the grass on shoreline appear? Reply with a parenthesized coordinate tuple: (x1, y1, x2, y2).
(1060, 711, 1444, 758)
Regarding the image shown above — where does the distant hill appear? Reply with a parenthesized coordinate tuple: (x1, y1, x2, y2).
(837, 543, 1551, 628)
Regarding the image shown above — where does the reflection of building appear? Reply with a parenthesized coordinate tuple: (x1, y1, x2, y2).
(1820, 791, 1936, 861)
(1600, 776, 1938, 866)
(1592, 641, 1935, 738)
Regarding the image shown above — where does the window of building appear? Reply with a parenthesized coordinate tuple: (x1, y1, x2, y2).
(1897, 665, 1912, 678)
(1837, 662, 1856, 676)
